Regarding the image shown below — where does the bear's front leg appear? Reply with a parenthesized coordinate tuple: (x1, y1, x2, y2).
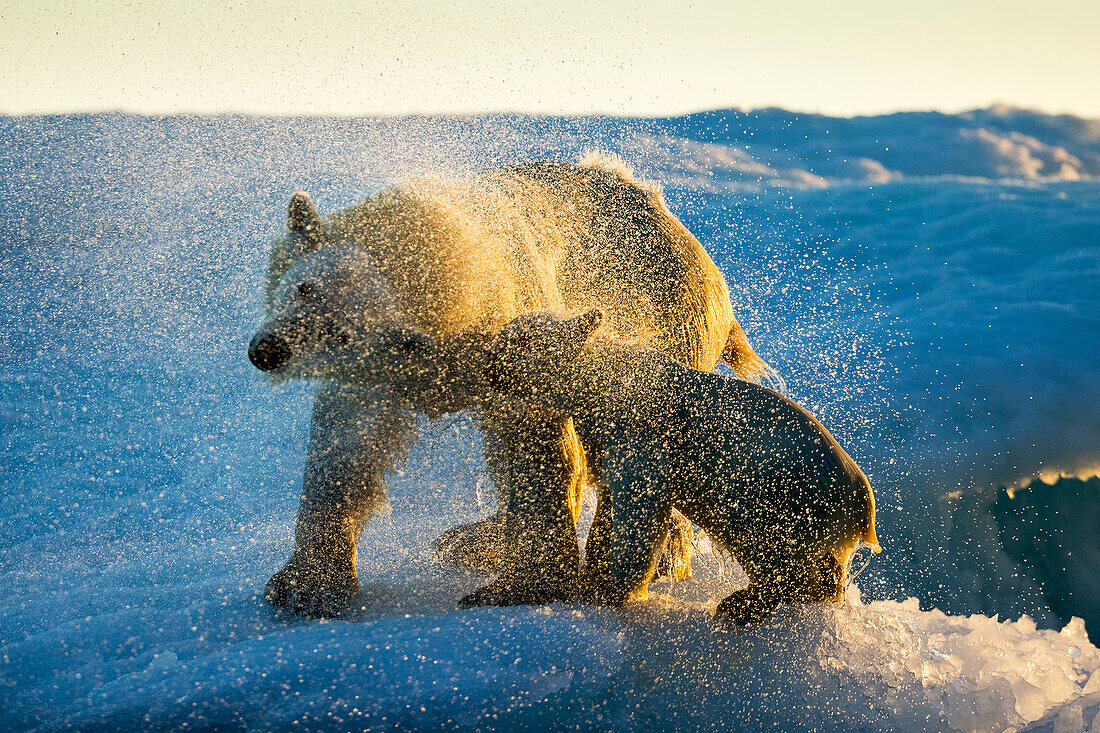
(456, 403, 583, 608)
(266, 382, 414, 617)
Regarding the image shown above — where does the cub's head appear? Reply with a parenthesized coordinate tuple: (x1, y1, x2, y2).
(485, 310, 603, 406)
(247, 192, 423, 383)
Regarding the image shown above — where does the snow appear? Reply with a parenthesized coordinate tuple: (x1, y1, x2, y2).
(1, 108, 1099, 730)
(5, 495, 1099, 731)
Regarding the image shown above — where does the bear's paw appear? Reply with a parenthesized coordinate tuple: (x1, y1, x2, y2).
(264, 553, 360, 619)
(431, 515, 506, 571)
(714, 586, 780, 626)
(456, 574, 576, 609)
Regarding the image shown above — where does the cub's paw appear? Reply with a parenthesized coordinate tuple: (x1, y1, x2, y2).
(456, 575, 574, 609)
(714, 587, 779, 626)
(573, 574, 629, 607)
(265, 555, 359, 619)
(432, 516, 505, 571)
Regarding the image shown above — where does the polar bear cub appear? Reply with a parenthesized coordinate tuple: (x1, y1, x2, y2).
(483, 310, 880, 624)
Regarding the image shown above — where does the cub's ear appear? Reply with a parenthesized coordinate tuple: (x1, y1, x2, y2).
(287, 192, 330, 254)
(566, 309, 604, 345)
(378, 327, 434, 357)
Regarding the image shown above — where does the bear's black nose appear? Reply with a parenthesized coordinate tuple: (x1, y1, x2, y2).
(249, 334, 292, 371)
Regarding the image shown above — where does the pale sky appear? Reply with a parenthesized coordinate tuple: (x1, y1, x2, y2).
(2, 0, 1098, 118)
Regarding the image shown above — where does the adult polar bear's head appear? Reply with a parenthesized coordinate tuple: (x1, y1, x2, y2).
(248, 193, 426, 384)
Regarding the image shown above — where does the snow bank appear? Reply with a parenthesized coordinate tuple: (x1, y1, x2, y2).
(4, 513, 1098, 733)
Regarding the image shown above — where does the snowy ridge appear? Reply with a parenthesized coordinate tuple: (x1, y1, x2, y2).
(1, 109, 1099, 730)
(644, 105, 1100, 189)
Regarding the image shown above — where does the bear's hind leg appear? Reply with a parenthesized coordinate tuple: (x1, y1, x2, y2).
(431, 416, 516, 572)
(652, 510, 694, 582)
(266, 382, 415, 618)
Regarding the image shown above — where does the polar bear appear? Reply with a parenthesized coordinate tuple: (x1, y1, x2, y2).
(248, 155, 771, 616)
(481, 310, 880, 623)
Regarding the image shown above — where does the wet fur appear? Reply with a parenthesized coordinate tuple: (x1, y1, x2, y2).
(253, 156, 770, 615)
(485, 312, 880, 624)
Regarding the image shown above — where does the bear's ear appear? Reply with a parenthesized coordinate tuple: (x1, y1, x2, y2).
(287, 192, 330, 254)
(564, 309, 603, 346)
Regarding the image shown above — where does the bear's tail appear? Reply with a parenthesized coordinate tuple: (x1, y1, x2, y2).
(861, 509, 882, 554)
(721, 323, 786, 392)
(858, 468, 881, 554)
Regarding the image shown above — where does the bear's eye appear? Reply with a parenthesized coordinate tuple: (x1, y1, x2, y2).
(297, 281, 319, 300)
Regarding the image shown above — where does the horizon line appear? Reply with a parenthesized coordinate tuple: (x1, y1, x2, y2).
(2, 101, 1096, 123)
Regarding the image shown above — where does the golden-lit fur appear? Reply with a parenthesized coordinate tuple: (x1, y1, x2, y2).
(267, 156, 767, 377)
(253, 155, 770, 615)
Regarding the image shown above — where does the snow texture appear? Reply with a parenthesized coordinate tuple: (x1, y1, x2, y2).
(1, 108, 1099, 731)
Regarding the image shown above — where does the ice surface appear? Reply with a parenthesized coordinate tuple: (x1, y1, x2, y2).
(3, 503, 1098, 732)
(2, 108, 1099, 730)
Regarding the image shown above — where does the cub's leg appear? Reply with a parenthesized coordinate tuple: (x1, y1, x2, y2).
(591, 509, 693, 585)
(266, 382, 414, 617)
(714, 554, 817, 625)
(457, 400, 583, 608)
(579, 442, 612, 594)
(581, 445, 691, 597)
(436, 412, 586, 574)
(590, 452, 675, 605)
(431, 515, 506, 571)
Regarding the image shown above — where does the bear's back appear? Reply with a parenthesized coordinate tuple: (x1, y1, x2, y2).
(326, 157, 737, 369)
(267, 156, 763, 378)
(488, 157, 736, 371)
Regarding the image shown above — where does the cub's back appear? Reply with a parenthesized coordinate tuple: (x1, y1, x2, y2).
(668, 368, 876, 547)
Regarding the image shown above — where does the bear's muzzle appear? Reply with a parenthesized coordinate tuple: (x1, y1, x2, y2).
(248, 333, 293, 371)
